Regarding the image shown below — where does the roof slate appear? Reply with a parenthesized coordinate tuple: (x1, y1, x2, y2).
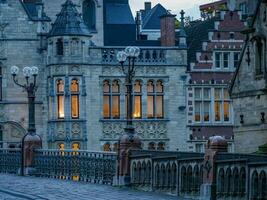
(49, 0, 90, 37)
(105, 3, 135, 24)
(142, 4, 169, 30)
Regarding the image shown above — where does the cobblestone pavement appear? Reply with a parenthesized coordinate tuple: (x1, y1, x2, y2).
(0, 174, 187, 200)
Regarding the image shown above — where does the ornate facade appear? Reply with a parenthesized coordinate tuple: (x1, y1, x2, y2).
(0, 0, 188, 151)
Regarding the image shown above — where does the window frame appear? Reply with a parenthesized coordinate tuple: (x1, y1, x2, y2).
(70, 79, 80, 119)
(56, 79, 65, 119)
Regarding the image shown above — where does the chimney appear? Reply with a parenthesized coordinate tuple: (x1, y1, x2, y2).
(160, 14, 176, 47)
(145, 2, 151, 11)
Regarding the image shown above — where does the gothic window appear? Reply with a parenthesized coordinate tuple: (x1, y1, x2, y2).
(83, 0, 96, 30)
(70, 39, 79, 55)
(148, 142, 156, 150)
(147, 80, 164, 118)
(218, 168, 225, 194)
(103, 80, 120, 119)
(254, 38, 265, 75)
(71, 79, 80, 119)
(133, 80, 142, 119)
(56, 39, 63, 56)
(233, 168, 239, 195)
(58, 143, 65, 151)
(57, 79, 65, 119)
(225, 168, 232, 195)
(0, 66, 2, 101)
(187, 166, 193, 192)
(157, 142, 165, 150)
(103, 143, 111, 151)
(72, 143, 80, 155)
(181, 167, 187, 193)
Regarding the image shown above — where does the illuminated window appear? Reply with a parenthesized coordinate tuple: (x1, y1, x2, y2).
(57, 80, 65, 119)
(103, 80, 120, 119)
(71, 79, 80, 119)
(147, 80, 164, 118)
(193, 87, 230, 123)
(72, 143, 80, 155)
(103, 143, 111, 151)
(58, 143, 65, 151)
(133, 81, 142, 119)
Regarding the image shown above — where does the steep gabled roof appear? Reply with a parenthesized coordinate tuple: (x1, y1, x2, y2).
(20, 0, 50, 21)
(105, 3, 135, 24)
(49, 0, 90, 37)
(142, 4, 170, 30)
(184, 18, 216, 65)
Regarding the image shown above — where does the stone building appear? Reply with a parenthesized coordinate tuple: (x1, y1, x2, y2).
(230, 0, 267, 153)
(0, 0, 188, 151)
(185, 2, 246, 152)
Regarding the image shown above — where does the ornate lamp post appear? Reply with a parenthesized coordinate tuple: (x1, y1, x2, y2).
(115, 46, 142, 185)
(10, 66, 42, 176)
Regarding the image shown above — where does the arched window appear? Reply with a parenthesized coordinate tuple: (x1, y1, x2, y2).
(155, 164, 160, 188)
(56, 38, 63, 56)
(233, 168, 239, 195)
(193, 165, 200, 193)
(187, 166, 193, 192)
(72, 142, 80, 155)
(148, 142, 156, 150)
(83, 0, 96, 30)
(71, 79, 80, 119)
(57, 79, 65, 119)
(103, 143, 111, 151)
(157, 142, 165, 151)
(147, 80, 164, 118)
(103, 80, 120, 119)
(225, 168, 232, 195)
(254, 37, 266, 75)
(133, 81, 142, 119)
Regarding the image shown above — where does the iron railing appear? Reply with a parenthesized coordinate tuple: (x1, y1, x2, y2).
(0, 148, 21, 174)
(33, 149, 117, 185)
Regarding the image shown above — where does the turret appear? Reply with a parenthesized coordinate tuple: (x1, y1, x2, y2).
(47, 0, 92, 64)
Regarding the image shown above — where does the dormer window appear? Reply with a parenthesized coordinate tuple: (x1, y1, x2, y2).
(56, 39, 64, 56)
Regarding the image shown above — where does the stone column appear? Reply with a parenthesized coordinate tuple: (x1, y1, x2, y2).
(200, 136, 228, 200)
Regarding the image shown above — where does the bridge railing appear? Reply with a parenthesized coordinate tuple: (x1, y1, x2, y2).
(0, 148, 21, 174)
(33, 149, 117, 185)
(130, 150, 204, 197)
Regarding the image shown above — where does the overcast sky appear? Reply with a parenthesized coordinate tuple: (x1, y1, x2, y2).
(129, 0, 215, 20)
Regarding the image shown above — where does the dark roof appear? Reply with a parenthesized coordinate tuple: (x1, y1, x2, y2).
(184, 18, 216, 65)
(105, 3, 135, 24)
(20, 1, 50, 21)
(49, 0, 90, 37)
(141, 4, 170, 30)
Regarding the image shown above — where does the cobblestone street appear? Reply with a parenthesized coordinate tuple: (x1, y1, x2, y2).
(0, 174, 185, 200)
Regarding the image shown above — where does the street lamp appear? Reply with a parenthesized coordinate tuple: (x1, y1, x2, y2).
(11, 65, 42, 176)
(115, 46, 142, 185)
(117, 46, 140, 139)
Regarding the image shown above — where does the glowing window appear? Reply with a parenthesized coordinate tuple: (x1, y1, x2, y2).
(57, 80, 65, 119)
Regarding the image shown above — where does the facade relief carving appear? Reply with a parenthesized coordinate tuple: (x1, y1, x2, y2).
(102, 121, 167, 140)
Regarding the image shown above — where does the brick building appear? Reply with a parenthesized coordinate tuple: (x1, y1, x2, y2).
(185, 2, 246, 152)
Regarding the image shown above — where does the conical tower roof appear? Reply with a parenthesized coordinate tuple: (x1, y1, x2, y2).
(49, 0, 91, 37)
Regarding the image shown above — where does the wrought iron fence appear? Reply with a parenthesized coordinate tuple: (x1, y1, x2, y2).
(0, 148, 21, 174)
(33, 149, 117, 185)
